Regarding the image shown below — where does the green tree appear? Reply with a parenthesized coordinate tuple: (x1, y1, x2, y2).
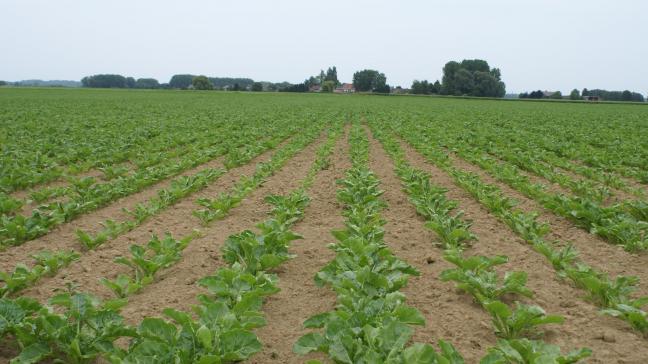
(81, 74, 128, 88)
(432, 80, 441, 94)
(251, 82, 263, 92)
(440, 61, 461, 95)
(135, 78, 159, 89)
(374, 83, 391, 93)
(192, 75, 213, 90)
(582, 88, 589, 96)
(440, 59, 505, 97)
(621, 90, 633, 101)
(550, 91, 563, 99)
(0, 81, 7, 86)
(325, 66, 339, 86)
(305, 76, 319, 88)
(169, 74, 195, 89)
(471, 71, 505, 97)
(411, 80, 430, 94)
(321, 80, 336, 92)
(454, 68, 475, 95)
(353, 69, 387, 92)
(570, 88, 580, 100)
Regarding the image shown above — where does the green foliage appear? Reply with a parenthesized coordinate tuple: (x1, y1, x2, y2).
(30, 250, 80, 276)
(352, 69, 387, 92)
(484, 301, 564, 339)
(192, 75, 213, 90)
(81, 74, 131, 88)
(569, 89, 581, 100)
(296, 125, 434, 362)
(411, 79, 439, 95)
(111, 304, 261, 363)
(1, 250, 79, 297)
(102, 233, 193, 297)
(10, 292, 136, 364)
(440, 252, 533, 304)
(440, 59, 505, 97)
(481, 339, 591, 364)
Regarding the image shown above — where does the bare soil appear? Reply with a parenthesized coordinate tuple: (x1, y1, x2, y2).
(18, 135, 322, 309)
(250, 128, 351, 364)
(443, 149, 648, 298)
(0, 136, 293, 273)
(397, 138, 648, 363)
(367, 131, 494, 362)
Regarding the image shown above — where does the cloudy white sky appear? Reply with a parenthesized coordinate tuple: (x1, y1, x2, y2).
(1, 0, 646, 93)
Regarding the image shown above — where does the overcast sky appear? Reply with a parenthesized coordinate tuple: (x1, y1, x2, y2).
(2, 0, 647, 93)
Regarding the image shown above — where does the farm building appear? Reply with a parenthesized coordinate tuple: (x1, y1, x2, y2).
(334, 83, 355, 93)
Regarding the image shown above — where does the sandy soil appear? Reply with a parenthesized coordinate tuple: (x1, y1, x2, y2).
(16, 134, 321, 308)
(250, 128, 351, 364)
(367, 131, 494, 362)
(0, 135, 294, 273)
(394, 138, 648, 363)
(441, 149, 648, 298)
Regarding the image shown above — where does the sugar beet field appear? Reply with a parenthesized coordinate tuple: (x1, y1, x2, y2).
(1, 89, 648, 364)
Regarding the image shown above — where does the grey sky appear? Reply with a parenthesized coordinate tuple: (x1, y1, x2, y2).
(2, 0, 647, 93)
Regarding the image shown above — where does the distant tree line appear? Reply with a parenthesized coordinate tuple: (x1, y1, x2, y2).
(409, 59, 505, 97)
(81, 74, 156, 89)
(168, 75, 256, 90)
(519, 88, 645, 102)
(411, 80, 441, 95)
(2, 80, 81, 87)
(582, 88, 644, 102)
(80, 74, 262, 91)
(280, 83, 309, 93)
(282, 66, 341, 93)
(519, 90, 563, 99)
(307, 67, 340, 89)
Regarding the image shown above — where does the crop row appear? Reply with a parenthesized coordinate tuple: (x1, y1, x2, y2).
(295, 124, 460, 362)
(0, 117, 301, 248)
(0, 120, 334, 301)
(370, 124, 592, 362)
(0, 123, 339, 363)
(379, 118, 648, 338)
(390, 115, 648, 252)
(0, 90, 304, 193)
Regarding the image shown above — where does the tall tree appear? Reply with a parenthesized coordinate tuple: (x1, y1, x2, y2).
(570, 89, 581, 100)
(411, 80, 430, 94)
(550, 91, 563, 99)
(353, 69, 387, 92)
(321, 80, 336, 92)
(135, 78, 160, 89)
(169, 74, 195, 89)
(433, 80, 441, 94)
(251, 82, 263, 91)
(192, 75, 213, 90)
(81, 74, 128, 88)
(454, 69, 475, 95)
(319, 70, 326, 85)
(440, 59, 505, 97)
(325, 66, 339, 86)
